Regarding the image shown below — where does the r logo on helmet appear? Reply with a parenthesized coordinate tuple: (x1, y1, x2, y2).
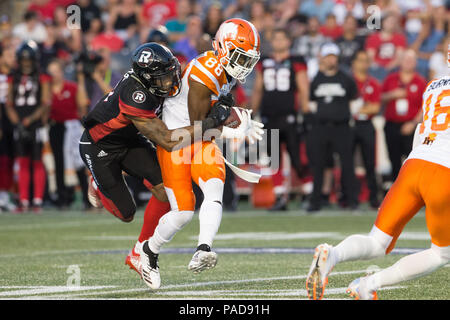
(138, 50, 153, 67)
(132, 91, 146, 103)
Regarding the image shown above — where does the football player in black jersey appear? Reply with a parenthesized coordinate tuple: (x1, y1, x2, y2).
(79, 42, 231, 224)
(5, 41, 51, 213)
(251, 28, 310, 210)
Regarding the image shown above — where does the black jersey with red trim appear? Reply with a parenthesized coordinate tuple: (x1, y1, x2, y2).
(82, 71, 163, 150)
(8, 72, 50, 124)
(256, 55, 307, 117)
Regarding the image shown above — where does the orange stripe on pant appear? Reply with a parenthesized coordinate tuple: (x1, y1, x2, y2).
(375, 158, 450, 253)
(157, 141, 225, 211)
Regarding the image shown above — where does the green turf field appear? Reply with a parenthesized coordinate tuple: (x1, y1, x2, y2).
(0, 204, 448, 300)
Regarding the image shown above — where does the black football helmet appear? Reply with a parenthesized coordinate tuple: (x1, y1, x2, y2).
(131, 42, 181, 98)
(16, 40, 40, 74)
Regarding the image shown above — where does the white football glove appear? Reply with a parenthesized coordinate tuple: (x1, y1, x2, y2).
(220, 107, 249, 140)
(220, 108, 264, 144)
(246, 110, 264, 145)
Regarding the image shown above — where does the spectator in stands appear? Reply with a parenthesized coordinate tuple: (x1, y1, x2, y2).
(374, 0, 401, 17)
(272, 0, 300, 28)
(408, 15, 445, 78)
(173, 15, 210, 61)
(286, 14, 308, 42)
(141, 0, 177, 29)
(336, 15, 366, 74)
(47, 59, 90, 209)
(53, 5, 82, 54)
(78, 0, 102, 34)
(248, 0, 275, 56)
(12, 11, 48, 44)
(351, 50, 381, 208)
(332, 0, 365, 25)
(202, 1, 224, 39)
(39, 21, 70, 72)
(365, 13, 407, 81)
(319, 14, 342, 40)
(292, 16, 329, 79)
(299, 0, 334, 24)
(27, 0, 58, 21)
(220, 0, 252, 20)
(248, 0, 267, 31)
(165, 0, 192, 43)
(429, 37, 450, 80)
(78, 47, 121, 111)
(106, 0, 141, 42)
(381, 49, 426, 183)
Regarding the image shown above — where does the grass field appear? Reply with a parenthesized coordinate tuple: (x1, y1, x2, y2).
(0, 204, 448, 300)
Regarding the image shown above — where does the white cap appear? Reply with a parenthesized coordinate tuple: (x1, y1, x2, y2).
(320, 42, 340, 57)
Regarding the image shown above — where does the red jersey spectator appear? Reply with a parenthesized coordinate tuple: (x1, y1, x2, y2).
(365, 13, 406, 81)
(351, 50, 381, 208)
(319, 14, 343, 40)
(47, 59, 90, 209)
(353, 75, 381, 121)
(28, 0, 58, 21)
(141, 0, 177, 29)
(381, 49, 426, 182)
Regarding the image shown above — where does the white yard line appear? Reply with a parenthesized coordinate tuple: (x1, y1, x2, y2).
(0, 286, 116, 297)
(0, 218, 117, 231)
(24, 268, 374, 299)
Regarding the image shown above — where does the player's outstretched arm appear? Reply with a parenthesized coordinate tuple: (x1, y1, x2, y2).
(127, 103, 231, 152)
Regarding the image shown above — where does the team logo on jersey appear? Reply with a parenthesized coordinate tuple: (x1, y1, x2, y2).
(132, 91, 146, 103)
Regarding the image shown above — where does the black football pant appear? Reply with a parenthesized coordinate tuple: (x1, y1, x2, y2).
(384, 121, 414, 182)
(262, 114, 304, 179)
(79, 130, 163, 222)
(352, 120, 379, 205)
(49, 122, 89, 207)
(307, 122, 358, 208)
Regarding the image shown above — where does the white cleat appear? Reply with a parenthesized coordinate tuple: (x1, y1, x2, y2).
(140, 241, 161, 290)
(188, 249, 218, 274)
(305, 243, 334, 300)
(346, 277, 378, 300)
(125, 243, 142, 277)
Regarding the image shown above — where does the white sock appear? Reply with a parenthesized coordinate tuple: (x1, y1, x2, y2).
(147, 210, 194, 254)
(366, 244, 450, 291)
(331, 226, 392, 266)
(198, 200, 222, 247)
(197, 178, 224, 248)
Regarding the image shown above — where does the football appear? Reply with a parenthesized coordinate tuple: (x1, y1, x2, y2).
(223, 107, 242, 128)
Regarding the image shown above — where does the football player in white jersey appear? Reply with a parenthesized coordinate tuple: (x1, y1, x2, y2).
(136, 18, 263, 290)
(305, 48, 450, 300)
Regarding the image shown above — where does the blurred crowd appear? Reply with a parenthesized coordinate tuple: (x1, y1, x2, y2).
(1, 0, 450, 213)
